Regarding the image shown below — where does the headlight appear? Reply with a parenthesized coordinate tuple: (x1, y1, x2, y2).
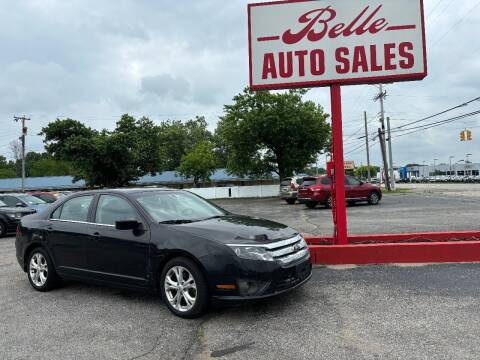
(228, 245, 274, 261)
(6, 213, 22, 219)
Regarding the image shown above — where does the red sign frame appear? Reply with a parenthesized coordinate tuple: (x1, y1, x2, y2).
(248, 0, 428, 91)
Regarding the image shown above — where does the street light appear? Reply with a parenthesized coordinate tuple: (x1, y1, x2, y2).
(457, 159, 465, 177)
(449, 156, 455, 176)
(466, 154, 473, 176)
(422, 160, 426, 178)
(433, 158, 438, 180)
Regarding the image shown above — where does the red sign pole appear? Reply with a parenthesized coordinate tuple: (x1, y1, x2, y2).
(330, 84, 348, 245)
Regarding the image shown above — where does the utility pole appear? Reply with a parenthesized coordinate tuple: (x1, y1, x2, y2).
(13, 115, 30, 192)
(363, 111, 371, 182)
(386, 116, 395, 190)
(378, 128, 391, 190)
(374, 84, 391, 190)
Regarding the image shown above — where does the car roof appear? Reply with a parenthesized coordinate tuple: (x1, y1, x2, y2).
(64, 188, 177, 196)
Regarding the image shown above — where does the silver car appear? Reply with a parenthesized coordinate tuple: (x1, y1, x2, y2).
(279, 176, 305, 205)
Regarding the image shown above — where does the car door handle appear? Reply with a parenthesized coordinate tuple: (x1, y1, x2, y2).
(92, 232, 101, 241)
(47, 226, 53, 233)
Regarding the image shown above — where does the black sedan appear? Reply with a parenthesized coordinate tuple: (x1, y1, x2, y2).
(15, 188, 311, 318)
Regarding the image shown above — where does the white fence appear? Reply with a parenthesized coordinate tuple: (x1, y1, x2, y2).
(186, 184, 279, 199)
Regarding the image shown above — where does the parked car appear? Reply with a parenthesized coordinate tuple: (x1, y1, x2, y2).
(279, 176, 305, 204)
(28, 191, 59, 204)
(0, 193, 49, 213)
(0, 200, 36, 237)
(297, 175, 382, 209)
(15, 188, 312, 318)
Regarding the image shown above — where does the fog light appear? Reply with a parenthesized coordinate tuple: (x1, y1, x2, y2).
(237, 279, 270, 296)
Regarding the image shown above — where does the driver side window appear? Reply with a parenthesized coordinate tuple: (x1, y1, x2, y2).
(347, 177, 362, 186)
(95, 195, 139, 226)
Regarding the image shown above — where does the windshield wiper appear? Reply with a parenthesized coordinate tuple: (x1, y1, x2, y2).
(159, 219, 195, 224)
(201, 215, 226, 221)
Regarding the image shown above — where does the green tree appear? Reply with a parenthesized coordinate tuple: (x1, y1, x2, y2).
(158, 116, 212, 170)
(0, 155, 16, 179)
(177, 141, 217, 187)
(40, 114, 163, 187)
(354, 165, 380, 179)
(216, 88, 330, 180)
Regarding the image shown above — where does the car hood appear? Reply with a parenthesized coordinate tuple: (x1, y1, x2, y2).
(0, 206, 36, 214)
(27, 203, 49, 212)
(168, 214, 298, 245)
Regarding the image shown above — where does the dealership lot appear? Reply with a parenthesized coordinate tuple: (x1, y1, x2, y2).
(215, 184, 480, 235)
(2, 186, 480, 359)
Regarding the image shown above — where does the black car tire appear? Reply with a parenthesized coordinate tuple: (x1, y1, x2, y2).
(0, 221, 6, 238)
(325, 195, 332, 208)
(160, 257, 209, 318)
(306, 202, 318, 209)
(27, 247, 60, 292)
(367, 191, 381, 205)
(285, 199, 296, 205)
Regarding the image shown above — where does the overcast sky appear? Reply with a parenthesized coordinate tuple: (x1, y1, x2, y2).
(0, 0, 479, 169)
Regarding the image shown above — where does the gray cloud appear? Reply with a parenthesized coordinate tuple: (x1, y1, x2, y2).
(0, 0, 478, 167)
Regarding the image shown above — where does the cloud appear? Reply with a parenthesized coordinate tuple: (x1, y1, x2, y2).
(141, 74, 191, 100)
(0, 0, 478, 166)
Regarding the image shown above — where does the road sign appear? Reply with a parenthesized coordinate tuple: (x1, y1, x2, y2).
(248, 0, 427, 90)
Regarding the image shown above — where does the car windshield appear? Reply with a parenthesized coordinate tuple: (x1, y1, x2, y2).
(17, 195, 46, 205)
(135, 191, 226, 223)
(0, 200, 6, 207)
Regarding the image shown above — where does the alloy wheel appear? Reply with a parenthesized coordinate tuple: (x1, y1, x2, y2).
(369, 193, 379, 204)
(164, 266, 197, 312)
(29, 253, 48, 287)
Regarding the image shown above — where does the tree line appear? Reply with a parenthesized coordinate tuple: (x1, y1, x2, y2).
(1, 89, 333, 187)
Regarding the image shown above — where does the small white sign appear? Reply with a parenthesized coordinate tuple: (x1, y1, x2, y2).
(248, 0, 427, 90)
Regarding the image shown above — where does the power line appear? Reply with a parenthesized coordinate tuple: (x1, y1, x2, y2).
(391, 96, 480, 131)
(431, 0, 480, 47)
(393, 110, 480, 137)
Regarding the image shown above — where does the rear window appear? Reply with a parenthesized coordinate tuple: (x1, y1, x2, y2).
(320, 177, 331, 185)
(302, 177, 317, 186)
(280, 179, 292, 186)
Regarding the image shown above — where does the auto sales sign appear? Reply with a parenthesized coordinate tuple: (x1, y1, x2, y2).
(248, 0, 427, 90)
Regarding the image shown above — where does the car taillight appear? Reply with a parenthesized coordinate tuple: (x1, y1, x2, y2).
(290, 183, 296, 190)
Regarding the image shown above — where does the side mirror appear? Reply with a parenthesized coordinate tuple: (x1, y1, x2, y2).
(115, 220, 141, 231)
(16, 202, 26, 207)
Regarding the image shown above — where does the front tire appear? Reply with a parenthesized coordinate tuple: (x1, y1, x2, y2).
(27, 248, 59, 292)
(368, 192, 381, 205)
(0, 221, 6, 238)
(160, 257, 209, 318)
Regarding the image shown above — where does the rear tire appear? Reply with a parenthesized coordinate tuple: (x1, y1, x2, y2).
(306, 202, 318, 209)
(367, 192, 381, 205)
(285, 199, 296, 205)
(27, 247, 59, 292)
(325, 195, 332, 208)
(160, 257, 209, 318)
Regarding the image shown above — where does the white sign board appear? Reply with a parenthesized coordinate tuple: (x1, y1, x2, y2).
(248, 0, 427, 90)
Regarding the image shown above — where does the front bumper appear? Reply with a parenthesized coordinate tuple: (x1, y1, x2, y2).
(212, 257, 312, 301)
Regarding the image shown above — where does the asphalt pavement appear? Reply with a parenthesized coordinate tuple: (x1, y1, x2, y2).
(2, 188, 480, 359)
(214, 189, 480, 235)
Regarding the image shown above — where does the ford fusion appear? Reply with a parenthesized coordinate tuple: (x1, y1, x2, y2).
(15, 189, 311, 318)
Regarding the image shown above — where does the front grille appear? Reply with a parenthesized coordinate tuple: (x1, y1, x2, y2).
(264, 235, 309, 265)
(274, 261, 311, 291)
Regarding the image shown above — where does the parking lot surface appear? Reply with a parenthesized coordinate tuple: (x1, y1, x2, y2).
(214, 185, 480, 235)
(2, 186, 480, 359)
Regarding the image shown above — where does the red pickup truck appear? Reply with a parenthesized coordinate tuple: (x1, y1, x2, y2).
(297, 175, 382, 209)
